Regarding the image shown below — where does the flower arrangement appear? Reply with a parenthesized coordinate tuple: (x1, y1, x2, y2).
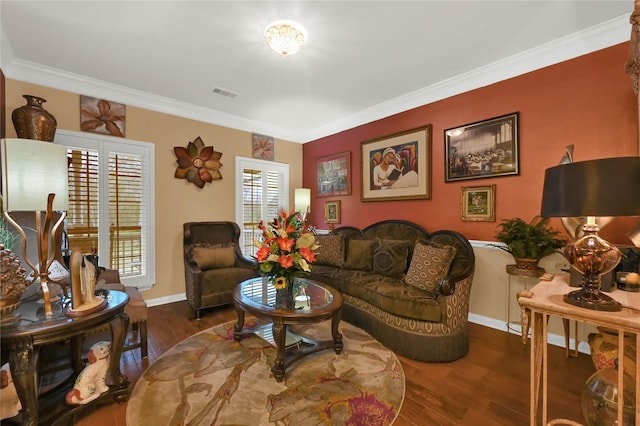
(255, 210, 317, 290)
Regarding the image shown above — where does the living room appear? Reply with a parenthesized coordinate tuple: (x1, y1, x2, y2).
(1, 2, 639, 425)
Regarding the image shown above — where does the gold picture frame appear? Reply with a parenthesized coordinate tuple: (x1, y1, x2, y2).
(461, 185, 496, 222)
(361, 125, 431, 202)
(324, 200, 341, 224)
(316, 152, 351, 197)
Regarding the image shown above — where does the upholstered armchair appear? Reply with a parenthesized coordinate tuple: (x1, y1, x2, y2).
(183, 221, 258, 319)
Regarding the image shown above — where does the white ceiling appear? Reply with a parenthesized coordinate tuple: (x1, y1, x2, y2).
(0, 1, 633, 143)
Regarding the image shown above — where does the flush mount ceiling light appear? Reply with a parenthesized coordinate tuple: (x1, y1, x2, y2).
(264, 20, 307, 57)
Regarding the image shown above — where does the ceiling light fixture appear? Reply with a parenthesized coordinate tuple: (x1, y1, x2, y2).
(264, 20, 307, 57)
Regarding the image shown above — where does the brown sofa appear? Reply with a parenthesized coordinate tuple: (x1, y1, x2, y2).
(308, 220, 475, 362)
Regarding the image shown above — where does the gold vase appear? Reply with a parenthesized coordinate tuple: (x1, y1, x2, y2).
(588, 326, 636, 379)
(11, 94, 57, 142)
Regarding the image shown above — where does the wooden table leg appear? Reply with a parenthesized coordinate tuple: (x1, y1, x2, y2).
(108, 311, 130, 400)
(530, 310, 545, 426)
(331, 309, 343, 354)
(271, 319, 286, 382)
(9, 336, 37, 426)
(233, 304, 245, 341)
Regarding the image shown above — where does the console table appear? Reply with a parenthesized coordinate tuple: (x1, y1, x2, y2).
(517, 274, 640, 425)
(0, 290, 130, 426)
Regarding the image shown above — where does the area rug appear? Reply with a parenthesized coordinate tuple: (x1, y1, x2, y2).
(126, 319, 405, 425)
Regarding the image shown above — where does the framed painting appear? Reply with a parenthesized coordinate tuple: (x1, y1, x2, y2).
(324, 200, 341, 224)
(361, 125, 431, 202)
(252, 133, 274, 161)
(461, 184, 496, 222)
(316, 152, 351, 197)
(445, 112, 519, 182)
(80, 95, 126, 137)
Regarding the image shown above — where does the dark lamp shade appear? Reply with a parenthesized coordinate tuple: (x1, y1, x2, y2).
(541, 157, 640, 218)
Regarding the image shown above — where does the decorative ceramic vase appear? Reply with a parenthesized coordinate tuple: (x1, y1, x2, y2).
(11, 94, 57, 142)
(588, 326, 636, 379)
(275, 284, 294, 309)
(0, 245, 28, 326)
(581, 367, 635, 426)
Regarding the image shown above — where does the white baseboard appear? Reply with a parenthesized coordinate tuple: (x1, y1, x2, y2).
(469, 313, 590, 355)
(145, 292, 186, 308)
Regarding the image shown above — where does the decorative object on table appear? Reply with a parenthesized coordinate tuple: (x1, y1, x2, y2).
(581, 366, 635, 426)
(65, 248, 107, 317)
(617, 248, 640, 291)
(252, 133, 274, 160)
(174, 136, 223, 188)
(127, 320, 404, 425)
(0, 363, 21, 420)
(492, 216, 566, 274)
(0, 138, 69, 319)
(324, 200, 340, 227)
(541, 157, 640, 311)
(460, 185, 496, 222)
(255, 210, 317, 308)
(316, 151, 351, 197)
(264, 20, 307, 57)
(361, 125, 431, 202)
(588, 327, 636, 380)
(66, 340, 112, 405)
(0, 245, 28, 326)
(294, 188, 311, 226)
(445, 112, 519, 182)
(11, 94, 57, 142)
(80, 95, 125, 137)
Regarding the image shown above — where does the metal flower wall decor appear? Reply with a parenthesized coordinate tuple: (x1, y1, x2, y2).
(174, 136, 223, 188)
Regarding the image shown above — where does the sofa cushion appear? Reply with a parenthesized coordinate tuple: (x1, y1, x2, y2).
(344, 239, 375, 271)
(404, 241, 457, 292)
(314, 234, 345, 267)
(372, 238, 410, 278)
(191, 246, 236, 270)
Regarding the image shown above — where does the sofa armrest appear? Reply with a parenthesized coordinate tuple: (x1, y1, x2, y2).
(97, 267, 122, 284)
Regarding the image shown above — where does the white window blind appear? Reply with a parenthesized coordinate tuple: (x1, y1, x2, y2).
(56, 130, 155, 290)
(235, 157, 289, 257)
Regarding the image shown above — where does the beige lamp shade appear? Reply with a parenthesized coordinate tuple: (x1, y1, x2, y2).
(294, 188, 311, 214)
(1, 138, 69, 211)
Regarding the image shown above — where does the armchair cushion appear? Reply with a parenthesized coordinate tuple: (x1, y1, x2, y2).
(191, 246, 236, 270)
(404, 241, 456, 293)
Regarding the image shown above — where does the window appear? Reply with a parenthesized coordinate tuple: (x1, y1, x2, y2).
(56, 130, 155, 290)
(235, 157, 289, 257)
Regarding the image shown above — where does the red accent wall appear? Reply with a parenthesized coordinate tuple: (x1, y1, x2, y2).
(303, 43, 638, 244)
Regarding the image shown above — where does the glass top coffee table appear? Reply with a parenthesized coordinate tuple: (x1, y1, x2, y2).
(233, 277, 343, 382)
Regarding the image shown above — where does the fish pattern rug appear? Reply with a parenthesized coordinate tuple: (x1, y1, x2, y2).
(126, 319, 405, 425)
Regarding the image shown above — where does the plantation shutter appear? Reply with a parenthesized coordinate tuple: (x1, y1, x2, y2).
(236, 157, 289, 257)
(57, 130, 155, 289)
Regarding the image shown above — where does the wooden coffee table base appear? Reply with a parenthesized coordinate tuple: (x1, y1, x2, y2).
(233, 308, 343, 382)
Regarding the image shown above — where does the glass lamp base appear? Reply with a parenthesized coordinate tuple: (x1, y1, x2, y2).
(564, 289, 622, 312)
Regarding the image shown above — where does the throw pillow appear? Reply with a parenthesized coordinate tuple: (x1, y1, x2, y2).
(191, 246, 236, 270)
(404, 241, 457, 292)
(372, 238, 410, 278)
(344, 239, 375, 271)
(314, 234, 345, 267)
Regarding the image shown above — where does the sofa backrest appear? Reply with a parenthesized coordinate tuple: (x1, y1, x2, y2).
(331, 220, 475, 285)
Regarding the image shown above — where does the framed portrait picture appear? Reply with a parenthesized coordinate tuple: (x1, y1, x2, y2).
(445, 112, 519, 182)
(461, 185, 496, 222)
(361, 125, 431, 202)
(324, 200, 341, 224)
(316, 152, 351, 197)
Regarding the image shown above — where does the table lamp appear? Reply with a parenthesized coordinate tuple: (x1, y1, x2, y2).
(294, 188, 311, 225)
(541, 156, 640, 311)
(1, 138, 69, 318)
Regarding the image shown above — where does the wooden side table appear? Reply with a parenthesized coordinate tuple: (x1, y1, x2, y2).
(517, 274, 640, 425)
(0, 290, 130, 426)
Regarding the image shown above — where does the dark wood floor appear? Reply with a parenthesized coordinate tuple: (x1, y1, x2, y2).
(74, 301, 595, 426)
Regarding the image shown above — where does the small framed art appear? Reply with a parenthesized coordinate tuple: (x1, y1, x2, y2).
(324, 200, 341, 224)
(445, 112, 519, 182)
(461, 185, 496, 222)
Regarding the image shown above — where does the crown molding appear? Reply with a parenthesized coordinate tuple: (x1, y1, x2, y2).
(3, 14, 629, 144)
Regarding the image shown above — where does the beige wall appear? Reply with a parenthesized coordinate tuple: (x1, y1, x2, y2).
(4, 79, 303, 301)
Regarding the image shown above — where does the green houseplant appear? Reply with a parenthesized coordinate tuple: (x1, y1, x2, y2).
(494, 216, 566, 270)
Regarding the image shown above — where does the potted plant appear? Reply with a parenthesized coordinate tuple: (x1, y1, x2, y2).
(493, 216, 566, 271)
